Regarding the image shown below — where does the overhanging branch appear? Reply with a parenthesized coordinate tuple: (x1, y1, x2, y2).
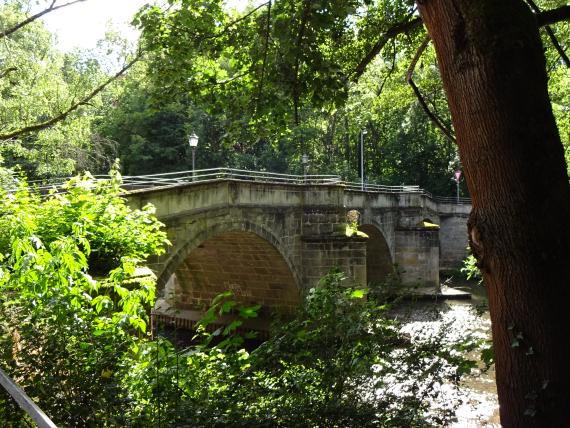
(202, 1, 270, 41)
(527, 0, 570, 68)
(0, 0, 87, 40)
(256, 0, 272, 111)
(406, 36, 456, 143)
(0, 54, 141, 141)
(376, 39, 397, 96)
(352, 16, 422, 80)
(536, 5, 570, 27)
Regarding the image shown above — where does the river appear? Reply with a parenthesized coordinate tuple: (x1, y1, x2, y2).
(394, 282, 500, 427)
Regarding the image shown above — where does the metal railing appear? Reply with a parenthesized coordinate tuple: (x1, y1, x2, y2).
(29, 168, 341, 194)
(0, 367, 57, 427)
(121, 168, 342, 189)
(432, 196, 472, 205)
(343, 182, 427, 194)
(15, 168, 471, 204)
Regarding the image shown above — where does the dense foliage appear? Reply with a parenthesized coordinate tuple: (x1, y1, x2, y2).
(2, 1, 567, 194)
(126, 0, 568, 192)
(0, 1, 568, 424)
(0, 1, 122, 178)
(0, 166, 169, 426)
(0, 170, 481, 426)
(121, 272, 481, 427)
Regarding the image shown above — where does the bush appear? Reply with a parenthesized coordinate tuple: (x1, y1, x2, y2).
(0, 168, 478, 427)
(0, 165, 169, 426)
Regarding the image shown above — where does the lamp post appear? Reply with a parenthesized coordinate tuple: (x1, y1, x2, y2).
(453, 169, 462, 203)
(188, 132, 199, 180)
(360, 129, 367, 191)
(302, 154, 309, 182)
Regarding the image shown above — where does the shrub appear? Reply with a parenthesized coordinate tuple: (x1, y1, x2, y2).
(123, 272, 476, 427)
(0, 165, 169, 426)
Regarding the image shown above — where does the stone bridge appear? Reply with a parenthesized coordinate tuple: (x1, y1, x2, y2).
(126, 178, 471, 326)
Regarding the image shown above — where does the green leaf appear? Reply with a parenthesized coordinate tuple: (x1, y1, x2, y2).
(239, 304, 261, 319)
(350, 289, 367, 299)
(222, 320, 242, 336)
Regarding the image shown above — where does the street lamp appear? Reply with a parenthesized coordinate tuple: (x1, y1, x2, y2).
(360, 129, 367, 191)
(452, 170, 462, 203)
(301, 154, 309, 182)
(188, 132, 199, 180)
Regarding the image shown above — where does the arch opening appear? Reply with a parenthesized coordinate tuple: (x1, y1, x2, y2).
(359, 224, 393, 285)
(156, 231, 299, 332)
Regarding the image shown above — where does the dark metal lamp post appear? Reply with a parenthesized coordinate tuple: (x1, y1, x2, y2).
(360, 129, 367, 191)
(302, 154, 309, 182)
(188, 132, 199, 180)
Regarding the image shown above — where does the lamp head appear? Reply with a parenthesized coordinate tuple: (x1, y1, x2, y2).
(188, 132, 199, 148)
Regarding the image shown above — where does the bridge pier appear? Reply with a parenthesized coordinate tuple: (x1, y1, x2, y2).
(395, 227, 440, 288)
(301, 236, 368, 287)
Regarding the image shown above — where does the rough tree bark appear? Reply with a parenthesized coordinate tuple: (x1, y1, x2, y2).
(417, 0, 570, 426)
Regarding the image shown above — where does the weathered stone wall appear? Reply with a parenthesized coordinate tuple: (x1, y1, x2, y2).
(171, 231, 299, 315)
(344, 191, 400, 257)
(302, 236, 367, 287)
(437, 203, 471, 271)
(300, 208, 367, 286)
(153, 206, 303, 290)
(394, 228, 440, 287)
(359, 224, 394, 285)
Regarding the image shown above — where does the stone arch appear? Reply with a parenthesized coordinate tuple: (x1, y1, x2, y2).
(157, 220, 300, 320)
(359, 224, 394, 285)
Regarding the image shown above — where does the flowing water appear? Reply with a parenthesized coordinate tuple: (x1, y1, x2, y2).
(394, 282, 500, 427)
(160, 279, 501, 426)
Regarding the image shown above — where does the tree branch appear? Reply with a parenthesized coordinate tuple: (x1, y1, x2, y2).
(527, 0, 570, 68)
(376, 38, 397, 97)
(352, 16, 422, 80)
(0, 55, 140, 141)
(203, 70, 252, 87)
(536, 5, 570, 27)
(0, 0, 87, 40)
(0, 67, 18, 79)
(544, 26, 570, 68)
(202, 1, 270, 41)
(256, 0, 272, 112)
(293, 0, 312, 126)
(406, 36, 456, 143)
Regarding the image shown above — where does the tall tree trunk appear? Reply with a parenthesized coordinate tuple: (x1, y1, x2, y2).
(417, 0, 570, 426)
